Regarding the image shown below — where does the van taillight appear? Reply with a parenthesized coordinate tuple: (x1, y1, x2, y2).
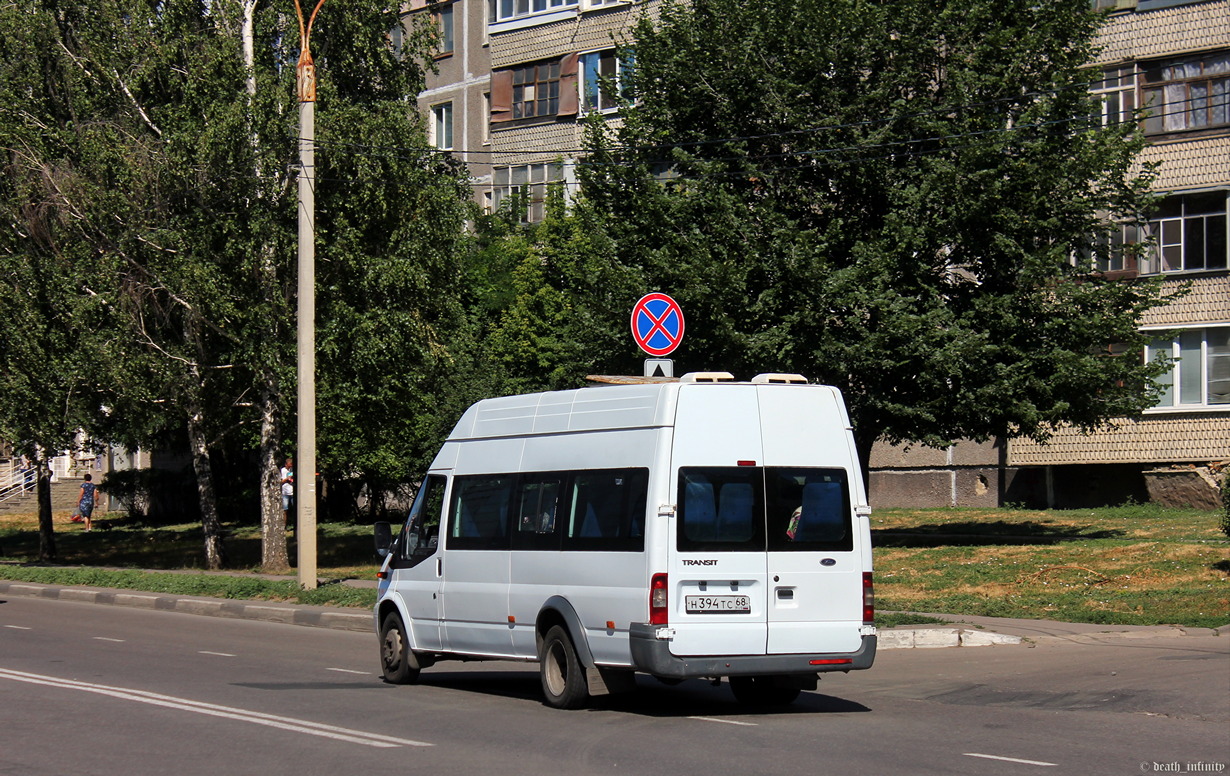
(863, 572, 874, 624)
(650, 573, 669, 625)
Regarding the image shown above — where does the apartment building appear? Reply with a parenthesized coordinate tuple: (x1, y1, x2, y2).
(873, 0, 1229, 509)
(406, 0, 642, 219)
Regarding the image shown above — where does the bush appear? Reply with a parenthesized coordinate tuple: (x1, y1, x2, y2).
(1220, 470, 1230, 538)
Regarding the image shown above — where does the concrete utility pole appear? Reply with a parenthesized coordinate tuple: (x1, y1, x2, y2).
(294, 0, 327, 590)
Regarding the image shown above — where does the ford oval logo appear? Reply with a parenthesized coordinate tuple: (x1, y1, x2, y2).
(820, 558, 837, 567)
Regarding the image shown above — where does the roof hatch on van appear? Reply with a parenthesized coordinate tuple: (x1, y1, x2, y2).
(750, 373, 808, 384)
(679, 372, 735, 383)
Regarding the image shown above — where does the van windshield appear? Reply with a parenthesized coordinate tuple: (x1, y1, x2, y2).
(678, 467, 852, 552)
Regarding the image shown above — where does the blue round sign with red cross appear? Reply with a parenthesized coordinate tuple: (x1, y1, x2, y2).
(631, 293, 685, 357)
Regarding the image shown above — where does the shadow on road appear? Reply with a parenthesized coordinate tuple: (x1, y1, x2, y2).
(398, 667, 872, 716)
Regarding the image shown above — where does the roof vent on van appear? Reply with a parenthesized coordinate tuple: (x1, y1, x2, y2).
(750, 373, 809, 384)
(680, 371, 735, 383)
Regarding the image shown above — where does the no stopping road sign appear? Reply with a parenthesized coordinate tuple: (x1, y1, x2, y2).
(631, 293, 685, 357)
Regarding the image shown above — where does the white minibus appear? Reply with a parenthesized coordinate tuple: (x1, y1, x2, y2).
(373, 372, 876, 708)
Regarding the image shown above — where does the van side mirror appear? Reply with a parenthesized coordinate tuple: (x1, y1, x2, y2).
(374, 521, 393, 557)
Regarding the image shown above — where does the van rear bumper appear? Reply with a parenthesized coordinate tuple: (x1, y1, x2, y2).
(628, 624, 876, 678)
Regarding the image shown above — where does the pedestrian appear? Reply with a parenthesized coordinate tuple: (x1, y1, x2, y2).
(280, 457, 295, 530)
(77, 473, 98, 531)
(20, 456, 33, 494)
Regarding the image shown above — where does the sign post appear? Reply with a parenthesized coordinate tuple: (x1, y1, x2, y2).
(631, 293, 684, 376)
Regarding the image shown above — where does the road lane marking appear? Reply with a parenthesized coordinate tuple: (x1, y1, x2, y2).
(964, 753, 1057, 767)
(0, 668, 431, 748)
(688, 716, 758, 726)
(94, 637, 125, 643)
(4, 626, 32, 630)
(326, 668, 369, 675)
(199, 651, 236, 657)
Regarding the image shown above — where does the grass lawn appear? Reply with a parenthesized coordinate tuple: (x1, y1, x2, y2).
(0, 511, 381, 608)
(1, 504, 1227, 627)
(873, 504, 1230, 629)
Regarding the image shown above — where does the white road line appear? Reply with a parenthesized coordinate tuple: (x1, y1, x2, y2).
(198, 651, 236, 657)
(0, 668, 431, 748)
(964, 753, 1058, 767)
(326, 668, 370, 675)
(688, 716, 758, 726)
(93, 637, 125, 643)
(4, 625, 32, 630)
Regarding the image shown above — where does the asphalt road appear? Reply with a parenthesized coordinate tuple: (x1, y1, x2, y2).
(1, 596, 1226, 776)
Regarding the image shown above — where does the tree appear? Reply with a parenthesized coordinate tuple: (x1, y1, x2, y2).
(0, 0, 143, 559)
(478, 187, 642, 394)
(577, 0, 1170, 473)
(0, 0, 475, 567)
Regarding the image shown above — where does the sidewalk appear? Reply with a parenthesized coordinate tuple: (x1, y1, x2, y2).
(877, 611, 1226, 649)
(0, 577, 1223, 648)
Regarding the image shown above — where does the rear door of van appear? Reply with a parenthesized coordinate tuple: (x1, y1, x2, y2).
(668, 384, 769, 657)
(758, 386, 864, 655)
(667, 383, 864, 659)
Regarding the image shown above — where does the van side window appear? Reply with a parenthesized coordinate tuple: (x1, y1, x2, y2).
(399, 474, 446, 568)
(512, 475, 564, 551)
(677, 467, 764, 551)
(766, 468, 852, 552)
(518, 479, 560, 535)
(563, 468, 648, 552)
(448, 475, 513, 550)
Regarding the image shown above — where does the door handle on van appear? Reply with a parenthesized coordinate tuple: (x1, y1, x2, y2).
(437, 558, 442, 577)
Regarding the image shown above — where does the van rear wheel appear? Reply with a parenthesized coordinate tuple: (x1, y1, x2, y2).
(539, 625, 589, 709)
(379, 613, 421, 685)
(729, 675, 801, 707)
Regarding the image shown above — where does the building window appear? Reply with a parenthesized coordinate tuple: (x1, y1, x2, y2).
(1088, 222, 1141, 274)
(1147, 328, 1230, 408)
(431, 102, 453, 150)
(492, 162, 565, 222)
(1139, 191, 1228, 274)
(437, 3, 454, 55)
(490, 55, 579, 124)
(482, 92, 491, 144)
(579, 49, 631, 113)
(490, 0, 575, 24)
(1093, 65, 1136, 126)
(1142, 52, 1230, 134)
(513, 61, 560, 118)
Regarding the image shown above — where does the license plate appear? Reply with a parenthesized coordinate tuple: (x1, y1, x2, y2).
(685, 595, 751, 614)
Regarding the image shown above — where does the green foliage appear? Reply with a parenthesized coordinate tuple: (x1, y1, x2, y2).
(1220, 472, 1229, 538)
(0, 0, 477, 525)
(0, 566, 376, 609)
(475, 186, 643, 394)
(570, 0, 1168, 461)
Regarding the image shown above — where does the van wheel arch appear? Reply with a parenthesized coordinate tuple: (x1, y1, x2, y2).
(535, 596, 596, 670)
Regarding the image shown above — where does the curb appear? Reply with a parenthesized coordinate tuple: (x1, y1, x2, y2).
(0, 580, 372, 633)
(877, 627, 1023, 649)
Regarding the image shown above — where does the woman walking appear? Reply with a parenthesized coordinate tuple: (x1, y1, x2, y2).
(77, 474, 98, 531)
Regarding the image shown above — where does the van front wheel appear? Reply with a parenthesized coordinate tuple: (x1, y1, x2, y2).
(379, 613, 421, 685)
(539, 625, 589, 709)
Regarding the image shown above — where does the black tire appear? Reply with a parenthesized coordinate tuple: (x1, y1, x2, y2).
(729, 675, 801, 707)
(539, 625, 589, 709)
(379, 612, 421, 685)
